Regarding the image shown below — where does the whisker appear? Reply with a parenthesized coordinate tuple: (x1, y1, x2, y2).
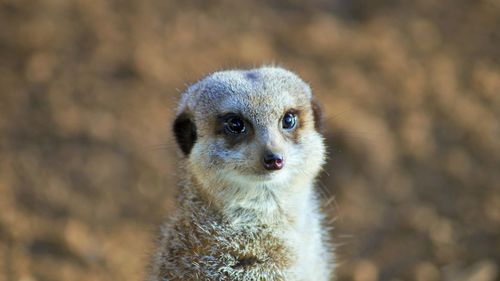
(331, 130, 383, 145)
(145, 143, 177, 152)
(323, 107, 355, 123)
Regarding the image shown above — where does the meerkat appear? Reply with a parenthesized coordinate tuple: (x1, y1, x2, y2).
(148, 66, 334, 281)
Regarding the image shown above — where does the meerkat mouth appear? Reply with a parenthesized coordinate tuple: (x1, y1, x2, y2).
(226, 166, 284, 179)
(235, 169, 285, 183)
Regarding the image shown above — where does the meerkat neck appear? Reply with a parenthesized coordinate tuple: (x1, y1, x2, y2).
(184, 174, 317, 227)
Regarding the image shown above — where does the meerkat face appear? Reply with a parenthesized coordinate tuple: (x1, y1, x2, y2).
(173, 67, 325, 194)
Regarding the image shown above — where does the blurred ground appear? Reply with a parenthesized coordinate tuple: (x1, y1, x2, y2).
(1, 0, 500, 280)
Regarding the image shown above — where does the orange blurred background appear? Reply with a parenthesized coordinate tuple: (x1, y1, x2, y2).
(1, 0, 499, 280)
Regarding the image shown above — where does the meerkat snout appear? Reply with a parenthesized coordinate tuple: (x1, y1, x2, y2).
(262, 152, 284, 170)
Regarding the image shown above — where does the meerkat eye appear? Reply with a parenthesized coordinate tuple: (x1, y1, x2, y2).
(224, 115, 246, 134)
(282, 111, 297, 130)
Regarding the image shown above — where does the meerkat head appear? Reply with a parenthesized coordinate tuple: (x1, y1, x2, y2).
(173, 67, 325, 205)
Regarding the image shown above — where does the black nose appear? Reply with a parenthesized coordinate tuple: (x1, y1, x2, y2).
(262, 153, 284, 170)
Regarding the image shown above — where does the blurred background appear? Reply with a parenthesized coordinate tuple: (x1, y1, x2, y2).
(1, 0, 499, 280)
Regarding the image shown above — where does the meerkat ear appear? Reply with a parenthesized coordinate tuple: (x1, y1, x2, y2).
(311, 98, 324, 133)
(173, 112, 197, 156)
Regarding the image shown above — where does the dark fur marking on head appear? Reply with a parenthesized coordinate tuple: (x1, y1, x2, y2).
(244, 71, 259, 81)
(173, 112, 197, 155)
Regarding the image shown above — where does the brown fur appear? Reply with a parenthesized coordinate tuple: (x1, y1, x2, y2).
(148, 67, 334, 281)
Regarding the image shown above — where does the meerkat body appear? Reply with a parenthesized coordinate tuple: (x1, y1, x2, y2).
(148, 67, 334, 281)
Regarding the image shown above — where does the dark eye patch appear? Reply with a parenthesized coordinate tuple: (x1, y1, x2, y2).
(282, 111, 298, 130)
(280, 108, 303, 144)
(282, 109, 300, 129)
(217, 113, 252, 138)
(224, 114, 247, 134)
(216, 113, 252, 147)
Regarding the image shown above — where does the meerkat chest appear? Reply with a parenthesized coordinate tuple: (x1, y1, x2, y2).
(231, 186, 332, 280)
(281, 210, 331, 281)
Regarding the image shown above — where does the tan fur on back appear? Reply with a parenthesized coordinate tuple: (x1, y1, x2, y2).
(148, 67, 334, 281)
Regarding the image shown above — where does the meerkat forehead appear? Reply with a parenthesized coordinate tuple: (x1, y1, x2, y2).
(178, 67, 313, 119)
